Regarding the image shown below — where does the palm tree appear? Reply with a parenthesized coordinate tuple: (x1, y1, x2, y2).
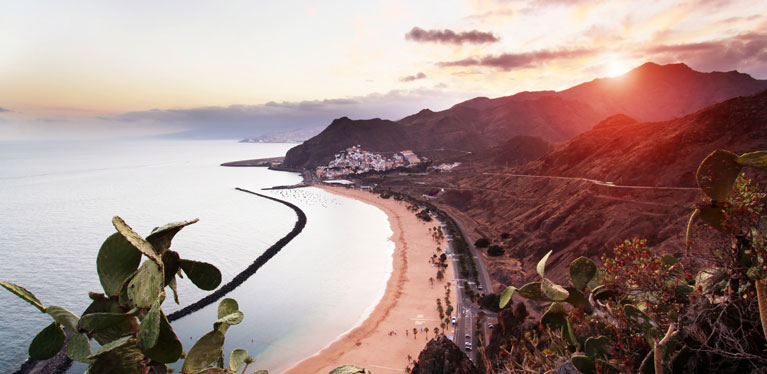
(413, 327, 417, 340)
(434, 327, 440, 336)
(424, 327, 430, 339)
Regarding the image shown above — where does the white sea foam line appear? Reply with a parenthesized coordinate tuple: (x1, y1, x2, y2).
(278, 192, 395, 373)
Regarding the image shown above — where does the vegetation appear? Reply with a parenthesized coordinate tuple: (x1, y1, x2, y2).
(478, 293, 502, 313)
(475, 238, 491, 248)
(416, 209, 432, 222)
(1, 216, 367, 374)
(376, 189, 480, 285)
(494, 149, 767, 373)
(487, 245, 505, 257)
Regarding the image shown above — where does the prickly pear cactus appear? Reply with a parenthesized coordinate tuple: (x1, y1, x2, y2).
(0, 216, 263, 373)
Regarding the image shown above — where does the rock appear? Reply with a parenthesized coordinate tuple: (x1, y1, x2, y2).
(410, 335, 481, 374)
(551, 360, 580, 374)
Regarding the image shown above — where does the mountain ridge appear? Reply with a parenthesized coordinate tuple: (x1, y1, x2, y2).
(283, 62, 767, 169)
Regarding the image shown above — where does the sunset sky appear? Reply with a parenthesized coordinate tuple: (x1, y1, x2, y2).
(1, 0, 766, 139)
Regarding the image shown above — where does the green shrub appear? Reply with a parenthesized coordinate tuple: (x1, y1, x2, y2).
(488, 245, 505, 256)
(475, 238, 491, 248)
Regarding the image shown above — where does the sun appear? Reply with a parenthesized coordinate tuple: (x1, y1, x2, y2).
(605, 59, 632, 78)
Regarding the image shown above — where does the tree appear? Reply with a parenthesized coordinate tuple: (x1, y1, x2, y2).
(474, 238, 490, 248)
(413, 327, 418, 340)
(500, 232, 510, 239)
(487, 245, 505, 256)
(436, 269, 444, 281)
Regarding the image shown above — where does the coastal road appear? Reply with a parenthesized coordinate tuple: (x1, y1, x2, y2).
(447, 237, 477, 361)
(451, 216, 493, 294)
(481, 172, 700, 191)
(440, 211, 501, 363)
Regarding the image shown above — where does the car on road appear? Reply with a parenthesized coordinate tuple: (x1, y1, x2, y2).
(451, 317, 456, 326)
(464, 341, 472, 351)
(465, 334, 470, 340)
(487, 323, 494, 329)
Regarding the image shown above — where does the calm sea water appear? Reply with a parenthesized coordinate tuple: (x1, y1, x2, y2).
(0, 140, 393, 373)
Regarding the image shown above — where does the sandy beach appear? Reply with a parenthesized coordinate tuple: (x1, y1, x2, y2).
(285, 186, 458, 374)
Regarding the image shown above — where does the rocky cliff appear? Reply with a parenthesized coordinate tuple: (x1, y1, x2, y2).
(410, 335, 481, 374)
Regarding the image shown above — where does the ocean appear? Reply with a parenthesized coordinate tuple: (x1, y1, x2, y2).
(0, 140, 394, 373)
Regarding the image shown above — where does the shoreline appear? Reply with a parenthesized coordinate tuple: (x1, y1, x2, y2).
(285, 185, 457, 374)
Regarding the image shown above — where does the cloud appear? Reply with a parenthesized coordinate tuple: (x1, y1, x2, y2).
(464, 8, 515, 22)
(438, 48, 594, 71)
(400, 72, 427, 82)
(0, 106, 12, 113)
(644, 30, 767, 76)
(405, 27, 499, 44)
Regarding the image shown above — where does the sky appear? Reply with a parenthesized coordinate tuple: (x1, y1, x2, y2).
(0, 0, 766, 140)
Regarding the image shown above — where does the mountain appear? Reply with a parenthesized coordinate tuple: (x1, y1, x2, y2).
(368, 89, 767, 290)
(461, 135, 555, 168)
(557, 62, 767, 121)
(524, 90, 767, 187)
(283, 63, 767, 169)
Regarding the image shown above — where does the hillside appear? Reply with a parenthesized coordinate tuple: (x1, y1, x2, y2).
(461, 135, 555, 167)
(370, 89, 767, 291)
(283, 63, 767, 169)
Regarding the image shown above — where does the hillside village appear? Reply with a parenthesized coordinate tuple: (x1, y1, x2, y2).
(315, 145, 425, 179)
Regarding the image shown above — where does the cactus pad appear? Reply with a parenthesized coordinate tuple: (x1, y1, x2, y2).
(181, 330, 225, 373)
(29, 322, 66, 360)
(66, 333, 93, 363)
(585, 335, 609, 358)
(695, 150, 741, 202)
(161, 250, 181, 286)
(517, 282, 548, 301)
(228, 349, 250, 372)
(537, 250, 553, 278)
(137, 298, 162, 350)
(541, 302, 568, 329)
(218, 298, 239, 318)
(564, 287, 591, 313)
(737, 151, 767, 170)
(128, 260, 164, 308)
(541, 278, 569, 301)
(97, 233, 142, 296)
(112, 216, 162, 265)
(146, 218, 199, 254)
(46, 305, 80, 331)
(142, 311, 183, 363)
(569, 257, 598, 290)
(0, 280, 46, 313)
(179, 259, 222, 291)
(499, 286, 516, 309)
(571, 353, 596, 374)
